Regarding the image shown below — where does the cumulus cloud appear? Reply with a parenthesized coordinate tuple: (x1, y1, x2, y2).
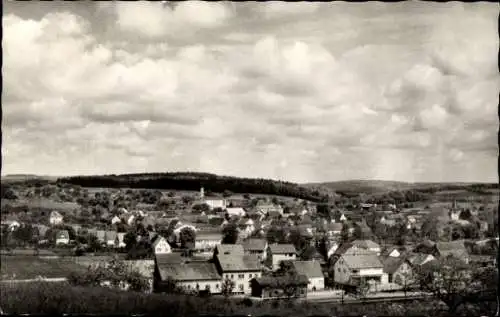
(1, 2, 497, 183)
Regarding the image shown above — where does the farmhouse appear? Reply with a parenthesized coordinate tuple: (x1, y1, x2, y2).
(351, 239, 381, 255)
(214, 254, 262, 294)
(255, 201, 283, 215)
(267, 244, 297, 270)
(226, 208, 246, 217)
(380, 256, 413, 285)
(152, 236, 172, 255)
(435, 240, 470, 264)
(49, 211, 64, 225)
(250, 275, 308, 299)
(333, 249, 386, 286)
(154, 261, 222, 294)
(291, 260, 325, 291)
(55, 230, 70, 245)
(243, 239, 267, 261)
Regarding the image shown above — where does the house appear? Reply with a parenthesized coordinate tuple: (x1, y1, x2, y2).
(105, 231, 117, 247)
(154, 261, 222, 294)
(96, 230, 106, 243)
(351, 239, 381, 255)
(226, 208, 246, 218)
(380, 256, 413, 285)
(435, 241, 470, 264)
(111, 216, 121, 225)
(214, 254, 262, 294)
(291, 260, 325, 291)
(255, 201, 283, 215)
(407, 253, 435, 267)
(152, 236, 172, 255)
(214, 244, 245, 256)
(195, 232, 222, 252)
(327, 222, 343, 237)
(49, 211, 64, 225)
(380, 246, 407, 258)
(267, 244, 297, 270)
(250, 275, 308, 298)
(55, 230, 70, 245)
(116, 232, 126, 248)
(243, 239, 267, 261)
(333, 249, 386, 286)
(199, 187, 227, 210)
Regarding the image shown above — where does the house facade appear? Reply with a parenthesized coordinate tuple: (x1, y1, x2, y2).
(155, 261, 222, 294)
(152, 236, 172, 255)
(243, 239, 267, 261)
(250, 275, 308, 298)
(55, 230, 70, 245)
(292, 260, 325, 291)
(267, 244, 297, 270)
(49, 211, 64, 225)
(214, 254, 262, 294)
(195, 232, 222, 252)
(333, 251, 386, 286)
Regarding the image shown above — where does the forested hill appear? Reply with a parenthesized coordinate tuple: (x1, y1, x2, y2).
(56, 172, 330, 202)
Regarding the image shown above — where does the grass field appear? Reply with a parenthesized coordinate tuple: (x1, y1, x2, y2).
(2, 198, 80, 211)
(0, 255, 87, 280)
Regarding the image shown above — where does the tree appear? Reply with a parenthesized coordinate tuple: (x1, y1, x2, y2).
(222, 190, 233, 198)
(287, 228, 308, 253)
(420, 217, 438, 241)
(221, 277, 235, 297)
(124, 231, 137, 251)
(179, 227, 196, 249)
(340, 224, 350, 243)
(266, 226, 287, 244)
(413, 256, 495, 314)
(222, 223, 239, 244)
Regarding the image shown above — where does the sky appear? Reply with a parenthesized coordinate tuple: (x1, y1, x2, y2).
(2, 1, 498, 184)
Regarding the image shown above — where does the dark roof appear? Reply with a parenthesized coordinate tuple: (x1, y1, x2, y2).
(407, 253, 433, 267)
(155, 253, 183, 265)
(352, 239, 380, 250)
(381, 256, 407, 274)
(436, 241, 469, 258)
(158, 262, 221, 281)
(215, 244, 244, 255)
(292, 261, 323, 278)
(243, 239, 267, 252)
(216, 254, 261, 272)
(269, 244, 296, 254)
(253, 274, 309, 288)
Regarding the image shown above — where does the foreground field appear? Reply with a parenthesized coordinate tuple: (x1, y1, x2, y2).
(0, 255, 87, 280)
(2, 282, 487, 316)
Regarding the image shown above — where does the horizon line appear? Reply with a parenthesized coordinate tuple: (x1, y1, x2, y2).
(1, 172, 497, 185)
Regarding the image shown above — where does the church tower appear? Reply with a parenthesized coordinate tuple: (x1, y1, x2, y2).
(200, 186, 205, 199)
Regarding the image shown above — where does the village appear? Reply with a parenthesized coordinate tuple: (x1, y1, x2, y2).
(1, 183, 498, 302)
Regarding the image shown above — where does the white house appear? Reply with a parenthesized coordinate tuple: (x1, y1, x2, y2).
(255, 201, 283, 215)
(292, 260, 325, 291)
(152, 236, 172, 255)
(111, 216, 121, 225)
(156, 261, 222, 294)
(226, 208, 246, 218)
(116, 232, 126, 248)
(195, 232, 222, 252)
(351, 240, 381, 256)
(214, 253, 262, 294)
(267, 244, 297, 270)
(204, 198, 227, 210)
(49, 211, 64, 225)
(55, 230, 70, 245)
(333, 250, 386, 286)
(381, 256, 413, 285)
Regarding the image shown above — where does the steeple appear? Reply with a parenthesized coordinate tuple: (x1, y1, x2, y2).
(200, 186, 205, 199)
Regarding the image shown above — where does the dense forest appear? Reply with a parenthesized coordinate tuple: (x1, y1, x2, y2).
(56, 173, 330, 202)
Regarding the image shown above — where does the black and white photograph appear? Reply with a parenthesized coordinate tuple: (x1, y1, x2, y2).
(1, 1, 498, 316)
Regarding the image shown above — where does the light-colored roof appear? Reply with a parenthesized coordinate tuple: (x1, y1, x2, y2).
(105, 231, 117, 240)
(216, 254, 261, 272)
(155, 253, 183, 264)
(269, 244, 296, 254)
(215, 244, 244, 255)
(158, 262, 221, 281)
(352, 239, 380, 250)
(196, 231, 223, 241)
(342, 253, 383, 269)
(243, 239, 267, 252)
(292, 260, 323, 279)
(226, 208, 246, 215)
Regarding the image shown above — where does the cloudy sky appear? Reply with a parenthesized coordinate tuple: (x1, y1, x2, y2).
(2, 1, 498, 183)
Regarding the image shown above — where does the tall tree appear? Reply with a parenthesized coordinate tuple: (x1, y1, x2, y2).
(221, 223, 239, 244)
(179, 227, 196, 249)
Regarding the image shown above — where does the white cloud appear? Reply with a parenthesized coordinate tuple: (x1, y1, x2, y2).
(1, 2, 497, 183)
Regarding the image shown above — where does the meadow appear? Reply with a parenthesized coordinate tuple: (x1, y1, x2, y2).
(0, 255, 87, 280)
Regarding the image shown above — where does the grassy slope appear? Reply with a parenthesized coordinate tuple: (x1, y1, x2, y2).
(0, 256, 87, 280)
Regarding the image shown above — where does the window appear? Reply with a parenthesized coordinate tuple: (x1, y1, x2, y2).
(337, 267, 340, 272)
(187, 285, 191, 289)
(216, 284, 219, 289)
(352, 269, 359, 274)
(231, 274, 234, 279)
(239, 284, 244, 291)
(238, 274, 244, 279)
(196, 284, 200, 290)
(249, 274, 252, 278)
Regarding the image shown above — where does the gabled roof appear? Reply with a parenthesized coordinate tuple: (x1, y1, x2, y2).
(158, 262, 221, 281)
(50, 211, 63, 218)
(152, 235, 168, 248)
(216, 254, 261, 272)
(269, 244, 296, 254)
(253, 274, 308, 287)
(407, 253, 434, 266)
(215, 244, 244, 255)
(352, 239, 380, 250)
(243, 239, 267, 252)
(381, 256, 408, 274)
(155, 253, 183, 265)
(436, 240, 469, 258)
(292, 260, 323, 279)
(341, 253, 383, 269)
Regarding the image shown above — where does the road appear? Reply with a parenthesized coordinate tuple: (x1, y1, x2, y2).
(0, 277, 67, 283)
(303, 294, 428, 304)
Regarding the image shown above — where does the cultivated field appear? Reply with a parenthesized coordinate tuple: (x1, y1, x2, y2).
(0, 255, 87, 280)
